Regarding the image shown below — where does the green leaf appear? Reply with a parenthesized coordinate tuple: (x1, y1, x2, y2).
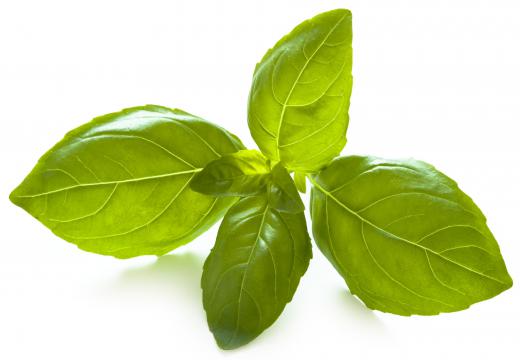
(248, 9, 353, 173)
(10, 105, 244, 258)
(190, 149, 270, 196)
(310, 155, 513, 315)
(268, 163, 305, 213)
(294, 171, 307, 193)
(202, 194, 312, 349)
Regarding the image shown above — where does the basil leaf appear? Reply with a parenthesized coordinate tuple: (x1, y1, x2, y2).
(190, 149, 270, 196)
(248, 9, 353, 173)
(310, 156, 513, 315)
(294, 172, 307, 193)
(202, 194, 312, 349)
(268, 163, 305, 213)
(10, 105, 244, 258)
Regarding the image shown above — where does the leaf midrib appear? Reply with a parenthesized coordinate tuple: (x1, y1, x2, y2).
(61, 173, 197, 240)
(228, 203, 270, 347)
(274, 13, 348, 160)
(310, 177, 508, 286)
(14, 168, 202, 198)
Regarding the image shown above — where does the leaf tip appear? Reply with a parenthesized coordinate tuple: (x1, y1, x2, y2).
(9, 189, 16, 204)
(504, 273, 513, 290)
(9, 185, 22, 207)
(332, 8, 352, 17)
(211, 329, 252, 351)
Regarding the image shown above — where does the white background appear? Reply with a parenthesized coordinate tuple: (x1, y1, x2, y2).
(1, 0, 519, 359)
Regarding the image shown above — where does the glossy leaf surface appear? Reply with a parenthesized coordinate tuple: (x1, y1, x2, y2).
(248, 9, 353, 172)
(202, 195, 311, 349)
(190, 149, 270, 196)
(268, 163, 305, 213)
(294, 172, 307, 193)
(310, 156, 512, 315)
(10, 105, 244, 258)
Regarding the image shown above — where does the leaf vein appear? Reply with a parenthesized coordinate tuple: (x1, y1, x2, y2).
(14, 169, 201, 198)
(310, 177, 508, 286)
(62, 174, 195, 240)
(274, 13, 348, 159)
(360, 222, 456, 308)
(424, 250, 467, 296)
(49, 184, 118, 223)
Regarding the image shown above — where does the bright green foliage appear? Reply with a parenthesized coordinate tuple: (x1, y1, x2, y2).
(248, 9, 353, 173)
(201, 194, 311, 349)
(294, 172, 307, 193)
(268, 163, 305, 213)
(9, 8, 513, 351)
(190, 149, 270, 196)
(10, 105, 244, 258)
(310, 156, 513, 315)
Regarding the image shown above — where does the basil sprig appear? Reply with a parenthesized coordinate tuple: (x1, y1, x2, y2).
(10, 9, 512, 350)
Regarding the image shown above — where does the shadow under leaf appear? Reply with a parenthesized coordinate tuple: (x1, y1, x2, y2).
(115, 252, 205, 302)
(337, 289, 387, 332)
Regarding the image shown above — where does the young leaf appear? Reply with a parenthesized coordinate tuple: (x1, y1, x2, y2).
(268, 163, 305, 213)
(10, 105, 244, 258)
(190, 149, 270, 196)
(310, 156, 513, 315)
(294, 172, 307, 193)
(202, 194, 312, 349)
(248, 9, 353, 173)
